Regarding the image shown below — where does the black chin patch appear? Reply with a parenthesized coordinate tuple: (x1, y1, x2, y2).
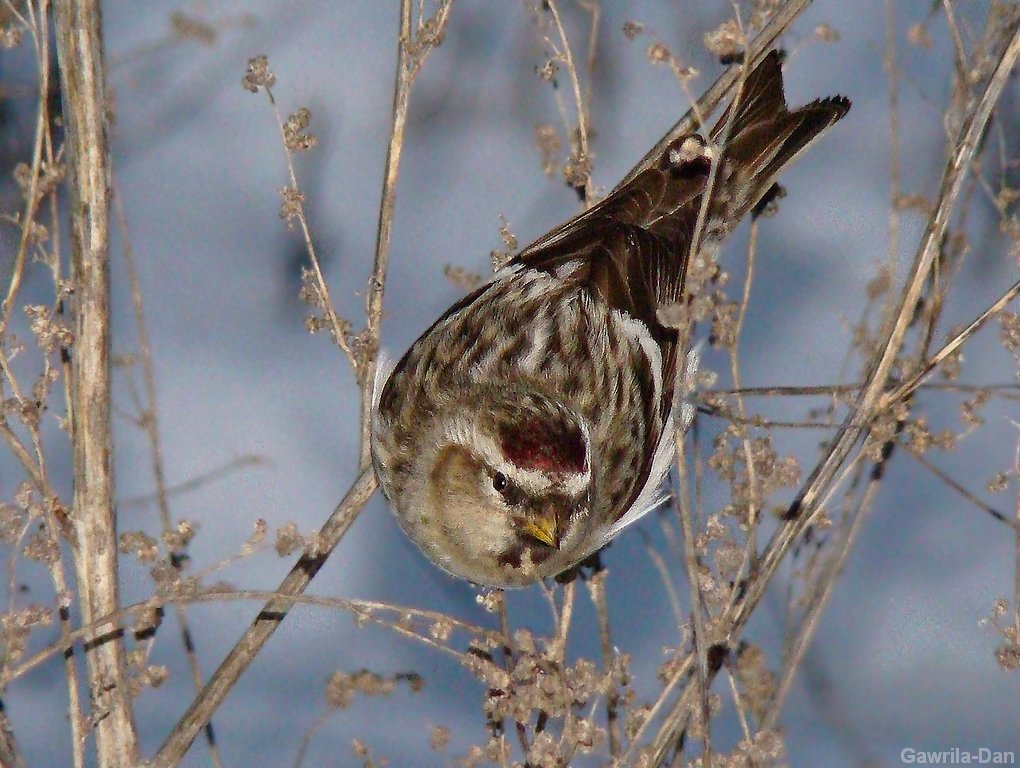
(497, 540, 556, 570)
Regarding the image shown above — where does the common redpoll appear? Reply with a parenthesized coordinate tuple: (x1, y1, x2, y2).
(372, 51, 849, 587)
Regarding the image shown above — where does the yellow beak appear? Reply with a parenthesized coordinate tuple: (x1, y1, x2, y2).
(523, 513, 560, 549)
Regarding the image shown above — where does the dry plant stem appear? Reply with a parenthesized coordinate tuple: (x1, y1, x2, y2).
(910, 451, 1014, 527)
(585, 574, 620, 759)
(26, 453, 88, 767)
(153, 4, 454, 763)
(647, 672, 703, 767)
(611, 652, 695, 768)
(54, 2, 139, 765)
(579, 0, 600, 126)
(291, 710, 332, 768)
(360, 0, 414, 469)
(1014, 446, 1020, 639)
(113, 189, 224, 768)
(2, 0, 50, 324)
(729, 222, 763, 592)
(546, 0, 594, 203)
(553, 579, 575, 660)
(2, 274, 85, 768)
(147, 467, 377, 767)
(26, 0, 72, 638)
(356, 1, 455, 465)
(647, 450, 866, 768)
(787, 13, 1020, 525)
(942, 0, 968, 78)
(674, 437, 712, 767)
(724, 667, 753, 744)
(0, 421, 44, 489)
(614, 0, 812, 191)
(884, 0, 902, 301)
(717, 383, 1020, 398)
(40, 479, 87, 768)
(644, 529, 685, 627)
(264, 88, 356, 371)
(4, 583, 500, 688)
(700, 405, 835, 430)
(684, 43, 753, 313)
(552, 583, 577, 749)
(882, 278, 1020, 408)
(494, 591, 531, 755)
(761, 467, 878, 730)
(666, 20, 1020, 751)
(118, 455, 264, 509)
(0, 714, 25, 768)
(622, 14, 1020, 764)
(716, 383, 859, 397)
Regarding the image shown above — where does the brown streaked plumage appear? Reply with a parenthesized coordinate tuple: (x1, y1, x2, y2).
(371, 51, 849, 587)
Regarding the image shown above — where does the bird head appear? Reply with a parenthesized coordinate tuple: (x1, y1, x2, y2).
(377, 383, 593, 587)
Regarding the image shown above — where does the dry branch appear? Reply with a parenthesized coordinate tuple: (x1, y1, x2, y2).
(642, 10, 1020, 764)
(54, 1, 139, 765)
(147, 467, 376, 767)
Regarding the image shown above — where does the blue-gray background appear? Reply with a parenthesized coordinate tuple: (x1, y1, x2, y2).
(2, 1, 1018, 765)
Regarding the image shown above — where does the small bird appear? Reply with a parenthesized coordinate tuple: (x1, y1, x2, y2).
(372, 51, 849, 588)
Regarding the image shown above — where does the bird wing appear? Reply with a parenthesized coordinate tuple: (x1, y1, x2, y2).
(514, 51, 850, 323)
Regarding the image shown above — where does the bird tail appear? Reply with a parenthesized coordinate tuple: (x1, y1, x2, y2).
(707, 50, 850, 226)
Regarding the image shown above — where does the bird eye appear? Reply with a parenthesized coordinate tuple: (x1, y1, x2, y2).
(492, 472, 509, 493)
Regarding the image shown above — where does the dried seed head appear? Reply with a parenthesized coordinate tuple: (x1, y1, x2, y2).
(623, 21, 644, 40)
(242, 55, 276, 93)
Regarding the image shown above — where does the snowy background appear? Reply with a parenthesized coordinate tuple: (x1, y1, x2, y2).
(2, 1, 1019, 765)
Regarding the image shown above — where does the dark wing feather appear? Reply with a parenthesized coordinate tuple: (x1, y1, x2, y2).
(515, 49, 850, 341)
(515, 162, 709, 345)
(710, 50, 790, 142)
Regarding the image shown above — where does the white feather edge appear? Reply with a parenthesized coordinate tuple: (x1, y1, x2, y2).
(598, 342, 701, 546)
(371, 350, 395, 416)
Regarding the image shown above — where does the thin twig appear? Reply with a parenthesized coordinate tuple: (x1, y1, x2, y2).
(291, 710, 333, 768)
(118, 455, 266, 509)
(146, 467, 377, 766)
(881, 278, 1020, 409)
(1, 0, 50, 325)
(673, 436, 712, 767)
(909, 451, 1015, 527)
(619, 12, 1020, 763)
(148, 4, 458, 762)
(263, 85, 357, 370)
(762, 464, 878, 729)
(0, 421, 44, 490)
(3, 582, 500, 691)
(709, 382, 1020, 398)
(942, 0, 969, 80)
(727, 219, 764, 613)
(112, 185, 224, 768)
(1013, 438, 1020, 643)
(546, 0, 594, 202)
(360, 0, 417, 467)
(585, 571, 620, 759)
(641, 530, 685, 630)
